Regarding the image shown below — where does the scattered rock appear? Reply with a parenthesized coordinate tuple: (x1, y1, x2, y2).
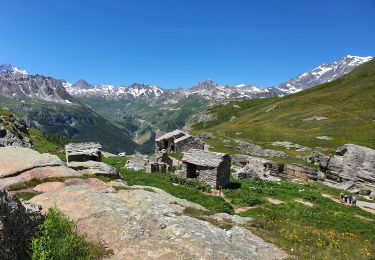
(303, 116, 329, 121)
(210, 213, 253, 225)
(31, 185, 288, 259)
(316, 136, 332, 141)
(65, 142, 102, 162)
(271, 141, 310, 152)
(67, 161, 119, 177)
(0, 189, 44, 260)
(236, 140, 289, 158)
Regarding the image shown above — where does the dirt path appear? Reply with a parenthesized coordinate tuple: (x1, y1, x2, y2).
(322, 194, 375, 215)
(294, 198, 314, 207)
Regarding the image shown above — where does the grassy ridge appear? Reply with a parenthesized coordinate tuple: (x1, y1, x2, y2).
(192, 60, 375, 155)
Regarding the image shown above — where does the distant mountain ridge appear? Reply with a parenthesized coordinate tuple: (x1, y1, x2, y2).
(60, 55, 373, 101)
(278, 55, 373, 94)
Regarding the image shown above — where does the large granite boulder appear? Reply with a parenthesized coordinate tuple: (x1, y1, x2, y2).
(65, 142, 102, 162)
(0, 189, 44, 260)
(67, 161, 119, 177)
(325, 144, 375, 190)
(0, 146, 80, 189)
(31, 185, 288, 260)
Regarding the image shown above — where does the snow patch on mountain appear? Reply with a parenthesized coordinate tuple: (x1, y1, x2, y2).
(0, 64, 28, 76)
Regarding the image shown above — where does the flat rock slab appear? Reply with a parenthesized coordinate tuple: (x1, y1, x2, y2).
(31, 185, 288, 260)
(0, 147, 64, 178)
(64, 178, 115, 193)
(67, 161, 119, 177)
(0, 166, 79, 189)
(33, 182, 66, 193)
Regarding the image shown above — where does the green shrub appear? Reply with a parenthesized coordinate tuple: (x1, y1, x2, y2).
(169, 175, 211, 192)
(169, 152, 183, 160)
(31, 208, 108, 260)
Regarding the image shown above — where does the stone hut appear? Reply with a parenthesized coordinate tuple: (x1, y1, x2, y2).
(155, 130, 204, 153)
(65, 142, 102, 162)
(181, 149, 231, 189)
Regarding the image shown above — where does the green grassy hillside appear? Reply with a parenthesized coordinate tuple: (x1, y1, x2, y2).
(192, 60, 375, 156)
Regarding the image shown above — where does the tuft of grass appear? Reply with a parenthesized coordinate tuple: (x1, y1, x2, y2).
(31, 207, 112, 260)
(169, 152, 183, 160)
(15, 192, 41, 200)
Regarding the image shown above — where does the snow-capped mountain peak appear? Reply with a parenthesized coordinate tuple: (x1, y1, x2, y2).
(0, 63, 28, 76)
(278, 55, 373, 94)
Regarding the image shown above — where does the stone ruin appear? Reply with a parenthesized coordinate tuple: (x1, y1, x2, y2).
(65, 142, 119, 178)
(125, 152, 172, 173)
(126, 130, 232, 189)
(181, 149, 231, 189)
(65, 142, 102, 162)
(155, 130, 205, 153)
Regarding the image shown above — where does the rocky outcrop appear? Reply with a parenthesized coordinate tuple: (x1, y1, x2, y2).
(31, 184, 288, 260)
(67, 161, 119, 178)
(282, 164, 319, 182)
(0, 109, 32, 148)
(0, 189, 44, 260)
(0, 146, 79, 189)
(232, 155, 281, 182)
(65, 142, 102, 162)
(324, 144, 375, 191)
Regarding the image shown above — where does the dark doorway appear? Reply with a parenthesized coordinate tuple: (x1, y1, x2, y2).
(186, 163, 197, 178)
(163, 140, 168, 149)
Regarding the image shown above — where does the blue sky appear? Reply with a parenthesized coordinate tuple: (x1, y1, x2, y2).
(0, 0, 374, 88)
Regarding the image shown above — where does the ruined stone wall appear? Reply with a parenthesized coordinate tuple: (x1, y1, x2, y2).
(216, 155, 231, 188)
(196, 166, 218, 189)
(175, 137, 205, 152)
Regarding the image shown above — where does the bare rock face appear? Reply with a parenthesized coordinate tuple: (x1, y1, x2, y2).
(0, 146, 80, 189)
(0, 189, 44, 260)
(31, 185, 288, 260)
(65, 142, 102, 162)
(325, 144, 375, 191)
(0, 110, 32, 148)
(282, 164, 318, 182)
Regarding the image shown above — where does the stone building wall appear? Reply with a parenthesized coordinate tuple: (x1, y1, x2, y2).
(175, 136, 205, 152)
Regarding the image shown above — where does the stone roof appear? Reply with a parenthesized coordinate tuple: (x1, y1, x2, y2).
(156, 130, 186, 142)
(174, 134, 193, 144)
(65, 142, 102, 155)
(182, 149, 227, 168)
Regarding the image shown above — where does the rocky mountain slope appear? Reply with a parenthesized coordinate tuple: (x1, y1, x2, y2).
(191, 59, 375, 159)
(278, 55, 373, 94)
(0, 73, 138, 153)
